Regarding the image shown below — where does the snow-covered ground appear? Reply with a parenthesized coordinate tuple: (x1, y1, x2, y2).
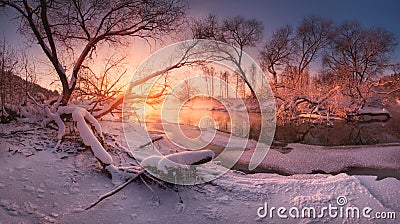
(142, 122, 400, 178)
(235, 142, 400, 177)
(0, 120, 398, 223)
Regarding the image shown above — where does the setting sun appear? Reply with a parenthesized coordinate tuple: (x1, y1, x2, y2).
(0, 0, 399, 223)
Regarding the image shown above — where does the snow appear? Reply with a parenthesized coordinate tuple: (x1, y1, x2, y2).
(141, 155, 163, 169)
(68, 73, 76, 90)
(359, 107, 391, 116)
(141, 150, 215, 174)
(0, 120, 398, 223)
(70, 107, 112, 165)
(165, 149, 215, 165)
(44, 107, 65, 149)
(105, 165, 141, 185)
(123, 122, 153, 149)
(200, 128, 257, 150)
(45, 105, 112, 164)
(172, 126, 400, 175)
(236, 142, 400, 175)
(210, 172, 399, 223)
(155, 125, 400, 176)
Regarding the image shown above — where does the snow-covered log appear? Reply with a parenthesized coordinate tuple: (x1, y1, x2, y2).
(294, 113, 345, 121)
(44, 105, 113, 165)
(279, 86, 340, 115)
(141, 150, 215, 174)
(358, 107, 391, 118)
(347, 107, 392, 122)
(44, 108, 65, 149)
(70, 107, 112, 165)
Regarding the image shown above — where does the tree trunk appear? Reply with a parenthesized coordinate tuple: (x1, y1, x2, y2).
(60, 88, 73, 106)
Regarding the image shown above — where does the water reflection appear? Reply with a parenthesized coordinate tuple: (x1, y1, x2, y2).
(177, 108, 400, 146)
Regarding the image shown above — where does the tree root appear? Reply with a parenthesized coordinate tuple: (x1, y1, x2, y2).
(140, 175, 160, 205)
(85, 170, 144, 210)
(40, 105, 187, 210)
(139, 135, 163, 148)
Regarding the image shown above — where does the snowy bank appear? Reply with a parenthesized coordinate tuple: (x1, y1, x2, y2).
(235, 142, 400, 178)
(147, 122, 400, 179)
(0, 147, 398, 223)
(0, 120, 398, 223)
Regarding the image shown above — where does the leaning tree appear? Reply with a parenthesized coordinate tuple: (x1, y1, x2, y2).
(0, 0, 189, 180)
(0, 0, 186, 105)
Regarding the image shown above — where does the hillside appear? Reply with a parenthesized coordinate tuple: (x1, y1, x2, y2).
(0, 71, 58, 122)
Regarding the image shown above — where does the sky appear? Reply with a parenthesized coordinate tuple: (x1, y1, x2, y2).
(189, 0, 400, 37)
(0, 0, 399, 90)
(188, 0, 400, 58)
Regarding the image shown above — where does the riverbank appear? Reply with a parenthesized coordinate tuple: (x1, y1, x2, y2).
(0, 120, 398, 223)
(144, 121, 400, 180)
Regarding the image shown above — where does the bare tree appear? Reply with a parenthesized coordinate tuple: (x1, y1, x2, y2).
(0, 39, 18, 122)
(234, 71, 246, 98)
(259, 16, 332, 91)
(1, 0, 186, 105)
(291, 15, 332, 86)
(191, 14, 224, 41)
(222, 71, 229, 98)
(259, 25, 293, 89)
(19, 48, 37, 102)
(191, 14, 263, 98)
(222, 16, 263, 51)
(174, 75, 200, 102)
(201, 66, 215, 96)
(75, 54, 127, 112)
(222, 16, 263, 97)
(0, 0, 192, 184)
(323, 21, 397, 102)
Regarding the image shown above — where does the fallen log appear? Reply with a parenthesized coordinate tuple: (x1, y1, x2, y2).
(294, 113, 345, 121)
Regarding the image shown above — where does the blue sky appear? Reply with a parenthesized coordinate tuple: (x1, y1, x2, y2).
(0, 0, 399, 88)
(2, 0, 399, 45)
(188, 0, 400, 72)
(189, 0, 400, 39)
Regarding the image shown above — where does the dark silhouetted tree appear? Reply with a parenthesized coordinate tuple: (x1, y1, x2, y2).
(1, 0, 186, 105)
(323, 21, 397, 102)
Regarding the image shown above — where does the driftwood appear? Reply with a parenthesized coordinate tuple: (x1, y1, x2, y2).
(378, 88, 400, 95)
(85, 170, 144, 210)
(0, 127, 44, 138)
(359, 108, 391, 118)
(347, 107, 392, 122)
(294, 107, 391, 123)
(279, 86, 340, 113)
(139, 135, 163, 148)
(293, 86, 340, 111)
(294, 113, 345, 121)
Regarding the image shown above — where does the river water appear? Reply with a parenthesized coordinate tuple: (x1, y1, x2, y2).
(176, 107, 400, 146)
